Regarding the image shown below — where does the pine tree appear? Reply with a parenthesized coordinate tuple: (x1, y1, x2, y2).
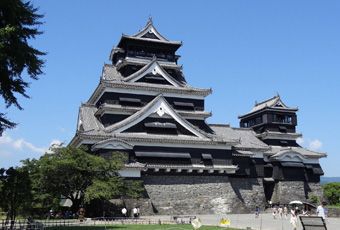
(0, 0, 45, 134)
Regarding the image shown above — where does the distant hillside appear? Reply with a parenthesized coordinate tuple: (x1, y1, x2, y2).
(320, 177, 340, 185)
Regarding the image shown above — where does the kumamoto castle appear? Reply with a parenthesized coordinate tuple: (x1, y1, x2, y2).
(70, 20, 326, 215)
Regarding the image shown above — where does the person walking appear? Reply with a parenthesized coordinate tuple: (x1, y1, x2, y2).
(316, 202, 326, 219)
(290, 208, 298, 230)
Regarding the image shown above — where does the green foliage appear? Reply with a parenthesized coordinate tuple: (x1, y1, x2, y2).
(0, 0, 45, 132)
(323, 182, 340, 205)
(124, 180, 145, 199)
(309, 194, 320, 204)
(84, 177, 124, 203)
(22, 147, 143, 213)
(0, 167, 32, 222)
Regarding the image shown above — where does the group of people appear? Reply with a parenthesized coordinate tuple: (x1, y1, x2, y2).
(264, 202, 327, 230)
(121, 207, 140, 218)
(271, 205, 289, 219)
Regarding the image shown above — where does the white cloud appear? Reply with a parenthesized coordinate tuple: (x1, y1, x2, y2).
(0, 132, 46, 156)
(0, 132, 13, 145)
(57, 127, 66, 133)
(12, 138, 45, 153)
(49, 139, 63, 147)
(296, 137, 323, 151)
(296, 137, 304, 145)
(309, 139, 322, 151)
(0, 133, 65, 168)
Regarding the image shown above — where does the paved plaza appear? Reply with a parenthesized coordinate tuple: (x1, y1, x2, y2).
(144, 213, 340, 230)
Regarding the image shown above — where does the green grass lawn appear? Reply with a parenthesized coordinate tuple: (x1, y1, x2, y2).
(46, 224, 241, 230)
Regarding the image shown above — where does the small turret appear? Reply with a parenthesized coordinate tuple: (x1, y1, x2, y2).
(239, 95, 301, 146)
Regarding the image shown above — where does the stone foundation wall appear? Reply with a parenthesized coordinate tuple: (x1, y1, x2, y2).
(141, 175, 266, 215)
(271, 181, 323, 204)
(307, 182, 323, 199)
(124, 176, 323, 215)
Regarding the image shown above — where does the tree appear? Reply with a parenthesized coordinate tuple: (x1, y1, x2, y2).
(323, 182, 340, 205)
(0, 0, 45, 133)
(0, 167, 32, 228)
(25, 147, 142, 213)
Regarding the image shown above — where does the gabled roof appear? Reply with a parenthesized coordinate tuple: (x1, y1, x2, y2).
(239, 95, 298, 118)
(117, 18, 182, 48)
(123, 58, 185, 87)
(132, 18, 169, 41)
(104, 95, 211, 139)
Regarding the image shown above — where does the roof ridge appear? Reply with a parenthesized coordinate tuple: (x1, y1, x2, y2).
(131, 19, 169, 41)
(209, 124, 230, 127)
(255, 95, 279, 106)
(81, 103, 96, 108)
(231, 127, 253, 131)
(292, 146, 327, 156)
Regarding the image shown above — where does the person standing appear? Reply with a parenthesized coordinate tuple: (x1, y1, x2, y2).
(136, 207, 140, 217)
(272, 206, 277, 219)
(78, 207, 85, 222)
(132, 207, 138, 218)
(316, 202, 326, 219)
(283, 206, 288, 219)
(255, 206, 260, 218)
(121, 207, 127, 217)
(278, 206, 283, 219)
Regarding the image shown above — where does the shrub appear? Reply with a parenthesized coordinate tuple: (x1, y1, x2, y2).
(309, 195, 319, 204)
(323, 182, 340, 205)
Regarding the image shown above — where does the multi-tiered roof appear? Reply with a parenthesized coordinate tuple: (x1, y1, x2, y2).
(70, 19, 240, 175)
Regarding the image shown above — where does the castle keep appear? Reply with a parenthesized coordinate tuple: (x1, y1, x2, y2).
(70, 20, 326, 214)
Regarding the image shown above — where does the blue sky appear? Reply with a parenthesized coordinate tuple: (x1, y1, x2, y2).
(1, 0, 339, 176)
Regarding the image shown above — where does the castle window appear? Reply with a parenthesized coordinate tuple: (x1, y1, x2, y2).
(144, 122, 178, 135)
(273, 114, 292, 124)
(201, 153, 212, 160)
(243, 122, 249, 128)
(243, 116, 262, 127)
(119, 97, 142, 106)
(279, 140, 288, 146)
(174, 101, 195, 110)
(144, 122, 177, 129)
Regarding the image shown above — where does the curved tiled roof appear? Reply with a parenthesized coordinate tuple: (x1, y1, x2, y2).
(210, 124, 269, 150)
(267, 146, 327, 158)
(123, 58, 185, 87)
(239, 95, 298, 118)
